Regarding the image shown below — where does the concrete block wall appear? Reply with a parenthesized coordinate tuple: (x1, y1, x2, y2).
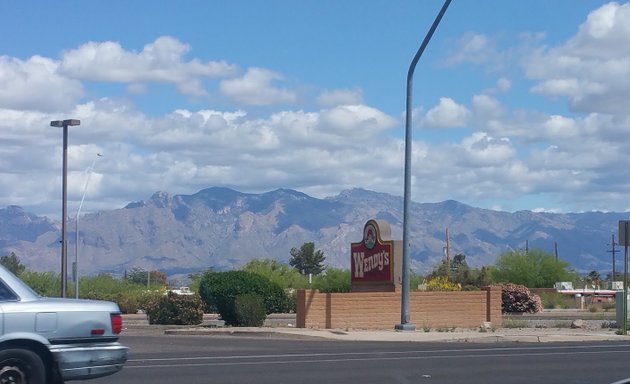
(297, 286, 501, 330)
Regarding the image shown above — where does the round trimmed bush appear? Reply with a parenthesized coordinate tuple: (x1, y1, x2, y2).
(234, 293, 266, 327)
(498, 283, 542, 313)
(144, 292, 204, 325)
(199, 270, 288, 326)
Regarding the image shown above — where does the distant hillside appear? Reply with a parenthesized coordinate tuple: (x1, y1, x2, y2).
(0, 187, 625, 277)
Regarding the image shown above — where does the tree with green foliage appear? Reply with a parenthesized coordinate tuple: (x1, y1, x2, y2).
(313, 268, 351, 293)
(81, 273, 135, 299)
(289, 242, 326, 276)
(427, 254, 490, 290)
(409, 270, 424, 291)
(586, 270, 602, 289)
(125, 267, 167, 288)
(241, 259, 307, 288)
(489, 248, 575, 288)
(19, 270, 60, 297)
(0, 252, 26, 276)
(188, 268, 214, 294)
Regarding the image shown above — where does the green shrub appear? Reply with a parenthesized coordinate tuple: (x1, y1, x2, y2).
(497, 283, 542, 313)
(199, 270, 288, 326)
(144, 292, 204, 325)
(234, 293, 266, 327)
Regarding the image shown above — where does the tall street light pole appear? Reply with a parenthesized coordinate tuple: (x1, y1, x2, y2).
(396, 0, 452, 331)
(51, 119, 81, 298)
(74, 153, 102, 299)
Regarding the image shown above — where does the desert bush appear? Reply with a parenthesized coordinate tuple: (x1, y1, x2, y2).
(135, 290, 164, 312)
(497, 283, 542, 313)
(199, 270, 288, 326)
(112, 293, 139, 314)
(234, 293, 267, 327)
(425, 276, 461, 291)
(144, 292, 204, 325)
(602, 301, 615, 312)
(539, 291, 572, 309)
(102, 290, 161, 314)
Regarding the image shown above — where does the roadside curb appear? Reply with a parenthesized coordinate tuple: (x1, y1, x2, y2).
(152, 326, 628, 343)
(121, 313, 628, 343)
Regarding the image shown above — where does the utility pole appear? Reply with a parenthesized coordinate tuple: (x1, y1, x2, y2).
(608, 234, 620, 285)
(525, 240, 529, 253)
(445, 227, 451, 272)
(554, 241, 558, 262)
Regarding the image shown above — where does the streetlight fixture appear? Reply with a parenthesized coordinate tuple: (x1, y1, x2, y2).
(396, 0, 451, 331)
(50, 119, 81, 298)
(74, 153, 102, 299)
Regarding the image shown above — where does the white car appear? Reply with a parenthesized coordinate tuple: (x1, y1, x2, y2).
(0, 264, 128, 383)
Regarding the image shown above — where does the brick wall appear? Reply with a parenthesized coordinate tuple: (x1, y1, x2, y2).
(297, 286, 501, 330)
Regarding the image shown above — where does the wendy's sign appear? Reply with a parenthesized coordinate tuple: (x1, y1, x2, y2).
(350, 219, 402, 291)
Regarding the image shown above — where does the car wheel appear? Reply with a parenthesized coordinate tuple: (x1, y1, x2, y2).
(0, 349, 46, 384)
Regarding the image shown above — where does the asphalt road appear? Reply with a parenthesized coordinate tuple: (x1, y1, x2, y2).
(77, 333, 630, 384)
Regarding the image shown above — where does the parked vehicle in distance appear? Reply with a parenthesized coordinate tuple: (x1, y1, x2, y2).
(166, 286, 194, 295)
(0, 264, 128, 383)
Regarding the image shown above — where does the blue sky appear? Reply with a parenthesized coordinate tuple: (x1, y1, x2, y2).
(1, 0, 628, 219)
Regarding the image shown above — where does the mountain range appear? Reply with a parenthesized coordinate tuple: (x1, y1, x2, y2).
(0, 187, 627, 278)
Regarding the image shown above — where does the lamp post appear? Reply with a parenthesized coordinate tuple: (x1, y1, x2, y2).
(74, 153, 102, 299)
(396, 0, 451, 331)
(51, 119, 81, 298)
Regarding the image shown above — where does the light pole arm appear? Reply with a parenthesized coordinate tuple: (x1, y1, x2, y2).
(397, 0, 452, 331)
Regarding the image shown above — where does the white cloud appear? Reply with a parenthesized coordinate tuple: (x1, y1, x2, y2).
(421, 97, 471, 128)
(541, 115, 580, 140)
(59, 36, 236, 96)
(316, 88, 363, 107)
(471, 94, 504, 120)
(496, 78, 512, 92)
(458, 132, 515, 166)
(567, 2, 630, 58)
(524, 2, 630, 114)
(0, 55, 83, 112)
(318, 105, 398, 137)
(0, 99, 406, 217)
(445, 33, 507, 68)
(8, 7, 630, 221)
(220, 67, 297, 105)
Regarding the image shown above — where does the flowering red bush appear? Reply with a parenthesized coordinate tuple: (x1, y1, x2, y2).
(496, 283, 542, 313)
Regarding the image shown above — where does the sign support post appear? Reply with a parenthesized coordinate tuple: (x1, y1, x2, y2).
(618, 220, 630, 334)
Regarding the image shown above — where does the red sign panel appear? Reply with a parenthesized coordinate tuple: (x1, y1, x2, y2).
(351, 220, 394, 283)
